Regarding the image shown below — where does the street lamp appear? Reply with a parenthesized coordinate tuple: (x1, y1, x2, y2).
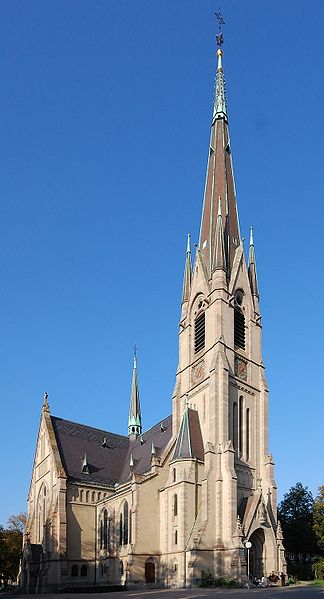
(244, 540, 252, 589)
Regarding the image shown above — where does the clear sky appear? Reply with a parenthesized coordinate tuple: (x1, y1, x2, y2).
(0, 0, 323, 525)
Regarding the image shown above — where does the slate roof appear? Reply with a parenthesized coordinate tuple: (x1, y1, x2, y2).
(51, 414, 173, 486)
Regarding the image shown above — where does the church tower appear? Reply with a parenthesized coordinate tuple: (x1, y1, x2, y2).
(171, 30, 286, 582)
(21, 23, 286, 593)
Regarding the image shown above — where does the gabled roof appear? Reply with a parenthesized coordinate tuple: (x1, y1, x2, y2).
(119, 416, 172, 483)
(51, 414, 172, 487)
(172, 406, 204, 462)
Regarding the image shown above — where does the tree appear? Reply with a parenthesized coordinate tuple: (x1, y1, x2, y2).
(7, 512, 27, 534)
(0, 513, 26, 587)
(278, 482, 317, 556)
(313, 486, 324, 551)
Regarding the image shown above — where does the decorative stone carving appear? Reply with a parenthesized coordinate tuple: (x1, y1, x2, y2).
(234, 354, 248, 381)
(192, 360, 205, 385)
(258, 501, 268, 525)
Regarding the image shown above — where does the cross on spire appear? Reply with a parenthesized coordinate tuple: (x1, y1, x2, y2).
(215, 10, 225, 46)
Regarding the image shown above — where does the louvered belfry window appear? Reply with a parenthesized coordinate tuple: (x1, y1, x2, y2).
(234, 309, 245, 349)
(194, 311, 205, 353)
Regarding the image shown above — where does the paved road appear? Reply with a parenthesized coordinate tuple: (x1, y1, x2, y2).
(4, 585, 323, 599)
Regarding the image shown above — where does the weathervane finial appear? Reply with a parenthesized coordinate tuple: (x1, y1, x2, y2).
(215, 9, 225, 47)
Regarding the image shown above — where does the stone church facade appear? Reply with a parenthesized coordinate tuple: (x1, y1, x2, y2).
(20, 35, 286, 593)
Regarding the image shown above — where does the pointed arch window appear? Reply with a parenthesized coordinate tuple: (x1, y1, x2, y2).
(103, 509, 108, 549)
(80, 565, 87, 577)
(194, 311, 205, 353)
(123, 501, 129, 545)
(71, 565, 78, 577)
(234, 290, 245, 350)
(119, 513, 123, 546)
(119, 501, 130, 546)
(246, 408, 250, 461)
(233, 402, 238, 451)
(99, 509, 110, 550)
(173, 494, 178, 517)
(37, 484, 48, 545)
(239, 396, 243, 455)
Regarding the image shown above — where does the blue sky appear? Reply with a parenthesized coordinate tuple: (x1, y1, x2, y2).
(0, 0, 323, 525)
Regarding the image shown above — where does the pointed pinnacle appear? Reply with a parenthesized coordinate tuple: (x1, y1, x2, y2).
(250, 226, 254, 247)
(248, 226, 259, 298)
(182, 235, 192, 303)
(81, 452, 90, 474)
(128, 351, 142, 436)
(186, 233, 191, 254)
(42, 391, 50, 412)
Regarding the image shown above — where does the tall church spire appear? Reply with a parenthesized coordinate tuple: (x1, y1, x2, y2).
(199, 32, 240, 278)
(128, 349, 142, 438)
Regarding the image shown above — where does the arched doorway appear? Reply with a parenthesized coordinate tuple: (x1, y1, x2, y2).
(249, 529, 265, 578)
(145, 559, 155, 583)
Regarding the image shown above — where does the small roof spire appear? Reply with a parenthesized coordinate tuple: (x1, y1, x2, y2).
(151, 441, 156, 456)
(182, 234, 192, 303)
(128, 348, 142, 438)
(248, 226, 259, 298)
(81, 452, 90, 474)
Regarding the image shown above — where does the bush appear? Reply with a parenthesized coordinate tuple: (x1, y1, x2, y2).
(313, 557, 324, 580)
(200, 571, 237, 588)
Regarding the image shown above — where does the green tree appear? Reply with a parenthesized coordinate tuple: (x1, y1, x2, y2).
(0, 513, 26, 587)
(278, 482, 317, 556)
(313, 486, 324, 551)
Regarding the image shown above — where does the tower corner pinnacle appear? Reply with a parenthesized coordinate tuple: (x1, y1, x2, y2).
(248, 226, 260, 302)
(182, 234, 192, 305)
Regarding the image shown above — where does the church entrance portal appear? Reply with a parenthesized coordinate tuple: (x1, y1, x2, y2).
(249, 529, 265, 578)
(145, 560, 155, 583)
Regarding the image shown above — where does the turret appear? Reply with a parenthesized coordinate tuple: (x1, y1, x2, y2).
(128, 350, 142, 438)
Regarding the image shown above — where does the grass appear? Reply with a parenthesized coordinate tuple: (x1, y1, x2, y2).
(309, 579, 324, 587)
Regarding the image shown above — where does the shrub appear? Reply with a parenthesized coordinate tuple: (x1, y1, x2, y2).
(313, 557, 324, 580)
(200, 571, 237, 588)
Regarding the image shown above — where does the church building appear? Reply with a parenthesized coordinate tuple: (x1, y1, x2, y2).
(20, 30, 286, 592)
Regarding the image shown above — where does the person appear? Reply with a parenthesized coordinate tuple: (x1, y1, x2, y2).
(280, 572, 286, 586)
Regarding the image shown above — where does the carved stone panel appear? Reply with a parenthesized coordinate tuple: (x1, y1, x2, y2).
(234, 354, 247, 381)
(191, 360, 205, 385)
